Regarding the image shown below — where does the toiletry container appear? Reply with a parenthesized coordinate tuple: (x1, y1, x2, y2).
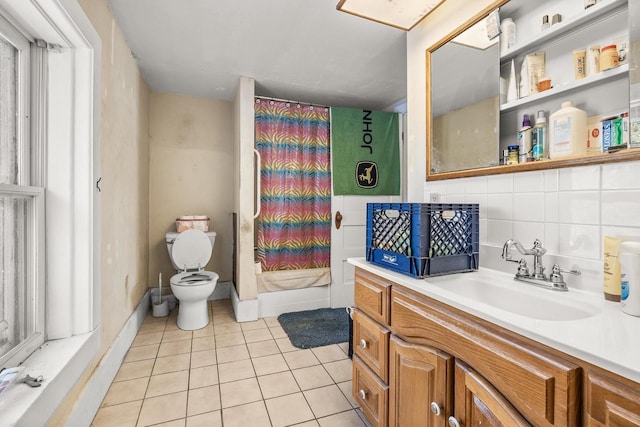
(532, 110, 547, 160)
(549, 101, 587, 159)
(517, 114, 533, 162)
(500, 18, 516, 54)
(620, 241, 640, 316)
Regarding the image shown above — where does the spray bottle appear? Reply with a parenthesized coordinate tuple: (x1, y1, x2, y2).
(518, 114, 533, 162)
(532, 110, 547, 160)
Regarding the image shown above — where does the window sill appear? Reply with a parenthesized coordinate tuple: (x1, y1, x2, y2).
(0, 329, 100, 426)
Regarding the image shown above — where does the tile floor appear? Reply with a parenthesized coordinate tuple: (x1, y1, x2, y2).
(91, 299, 369, 427)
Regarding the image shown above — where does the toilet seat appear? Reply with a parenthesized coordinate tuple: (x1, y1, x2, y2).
(171, 271, 219, 287)
(171, 229, 212, 271)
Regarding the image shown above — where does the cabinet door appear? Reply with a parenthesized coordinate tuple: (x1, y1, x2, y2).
(353, 308, 390, 382)
(586, 371, 640, 427)
(452, 360, 531, 427)
(388, 335, 453, 427)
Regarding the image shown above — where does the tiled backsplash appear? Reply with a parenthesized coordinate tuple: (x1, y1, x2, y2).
(424, 161, 640, 294)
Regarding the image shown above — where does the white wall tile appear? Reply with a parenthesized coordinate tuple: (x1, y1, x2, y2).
(601, 190, 640, 227)
(487, 219, 513, 247)
(545, 192, 559, 222)
(445, 178, 467, 195)
(544, 169, 558, 192)
(513, 222, 545, 248)
(465, 176, 488, 194)
(544, 223, 560, 255)
(601, 161, 640, 190)
(558, 165, 600, 191)
(465, 194, 488, 219)
(558, 224, 601, 260)
(487, 174, 513, 193)
(424, 180, 446, 195)
(558, 191, 601, 225)
(487, 194, 513, 220)
(513, 193, 544, 222)
(443, 194, 466, 203)
(601, 225, 640, 242)
(513, 171, 544, 193)
(480, 218, 488, 245)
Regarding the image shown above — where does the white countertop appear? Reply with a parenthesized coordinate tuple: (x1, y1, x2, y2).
(349, 258, 640, 384)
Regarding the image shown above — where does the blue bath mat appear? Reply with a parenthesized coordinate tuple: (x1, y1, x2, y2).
(278, 307, 349, 349)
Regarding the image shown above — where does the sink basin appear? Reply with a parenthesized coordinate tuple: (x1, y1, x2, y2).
(426, 270, 600, 321)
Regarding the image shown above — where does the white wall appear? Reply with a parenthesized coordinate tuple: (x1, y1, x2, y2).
(423, 162, 640, 294)
(408, 0, 640, 294)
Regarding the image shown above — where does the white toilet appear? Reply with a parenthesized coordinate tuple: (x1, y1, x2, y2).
(166, 229, 219, 330)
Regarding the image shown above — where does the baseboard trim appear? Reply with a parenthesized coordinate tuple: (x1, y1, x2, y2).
(64, 290, 151, 427)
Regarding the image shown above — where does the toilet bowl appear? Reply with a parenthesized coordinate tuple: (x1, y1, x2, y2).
(166, 229, 218, 330)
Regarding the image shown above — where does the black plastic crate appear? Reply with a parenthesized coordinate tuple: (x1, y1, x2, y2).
(366, 203, 479, 278)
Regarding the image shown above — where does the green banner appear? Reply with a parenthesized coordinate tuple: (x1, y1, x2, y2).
(332, 108, 400, 195)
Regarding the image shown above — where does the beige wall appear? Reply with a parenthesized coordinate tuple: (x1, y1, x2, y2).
(48, 0, 151, 424)
(432, 96, 500, 173)
(149, 93, 234, 285)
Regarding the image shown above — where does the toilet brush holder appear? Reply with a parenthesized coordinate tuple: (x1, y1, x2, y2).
(152, 300, 169, 317)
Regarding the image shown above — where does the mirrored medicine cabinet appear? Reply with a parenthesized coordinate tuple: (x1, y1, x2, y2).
(426, 0, 640, 181)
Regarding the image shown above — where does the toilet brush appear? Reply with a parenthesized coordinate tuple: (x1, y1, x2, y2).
(153, 272, 169, 317)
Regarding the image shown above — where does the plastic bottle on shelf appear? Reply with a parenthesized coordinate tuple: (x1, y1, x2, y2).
(517, 114, 533, 162)
(532, 110, 547, 160)
(500, 18, 516, 54)
(549, 101, 587, 159)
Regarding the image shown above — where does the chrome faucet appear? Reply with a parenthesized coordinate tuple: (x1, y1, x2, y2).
(502, 239, 580, 291)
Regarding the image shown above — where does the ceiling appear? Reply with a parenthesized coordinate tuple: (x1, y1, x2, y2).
(106, 0, 408, 111)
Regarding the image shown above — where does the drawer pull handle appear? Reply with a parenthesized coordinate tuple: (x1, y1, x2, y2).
(359, 339, 368, 349)
(358, 389, 367, 400)
(430, 402, 442, 416)
(448, 416, 461, 427)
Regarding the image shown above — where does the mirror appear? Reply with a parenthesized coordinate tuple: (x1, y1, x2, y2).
(427, 0, 640, 181)
(429, 10, 502, 174)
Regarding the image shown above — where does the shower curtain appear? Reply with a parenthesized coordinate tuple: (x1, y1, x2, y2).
(255, 98, 331, 278)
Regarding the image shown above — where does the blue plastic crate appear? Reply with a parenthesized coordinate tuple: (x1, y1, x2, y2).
(366, 203, 479, 278)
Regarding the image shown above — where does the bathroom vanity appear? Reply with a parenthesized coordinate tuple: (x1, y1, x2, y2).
(349, 259, 640, 427)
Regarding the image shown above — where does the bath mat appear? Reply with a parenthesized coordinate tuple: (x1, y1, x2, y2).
(278, 307, 349, 349)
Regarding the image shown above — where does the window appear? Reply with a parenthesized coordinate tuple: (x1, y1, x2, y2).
(0, 14, 45, 368)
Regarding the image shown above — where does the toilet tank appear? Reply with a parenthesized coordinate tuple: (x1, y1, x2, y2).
(166, 231, 216, 271)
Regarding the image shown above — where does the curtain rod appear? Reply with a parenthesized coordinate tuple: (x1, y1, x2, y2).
(255, 95, 329, 109)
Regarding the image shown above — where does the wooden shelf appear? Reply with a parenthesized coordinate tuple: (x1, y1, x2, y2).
(500, 0, 627, 63)
(427, 148, 640, 181)
(500, 64, 629, 112)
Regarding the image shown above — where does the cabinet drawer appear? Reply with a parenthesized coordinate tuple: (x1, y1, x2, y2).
(355, 268, 391, 325)
(391, 286, 580, 427)
(353, 355, 389, 427)
(585, 370, 640, 426)
(353, 308, 390, 382)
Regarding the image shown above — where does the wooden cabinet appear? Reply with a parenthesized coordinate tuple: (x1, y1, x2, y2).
(453, 360, 530, 427)
(586, 371, 640, 426)
(353, 355, 388, 427)
(388, 335, 452, 427)
(352, 267, 640, 427)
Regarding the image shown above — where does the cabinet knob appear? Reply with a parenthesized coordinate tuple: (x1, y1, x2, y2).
(359, 339, 368, 349)
(448, 416, 461, 427)
(358, 389, 367, 400)
(430, 402, 442, 416)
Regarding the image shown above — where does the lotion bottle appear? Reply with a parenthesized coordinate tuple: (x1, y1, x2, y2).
(517, 114, 533, 162)
(549, 101, 587, 159)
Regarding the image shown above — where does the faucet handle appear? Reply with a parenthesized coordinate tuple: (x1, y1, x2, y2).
(553, 264, 581, 276)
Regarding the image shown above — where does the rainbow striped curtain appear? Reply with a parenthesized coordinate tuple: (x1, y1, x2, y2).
(255, 98, 331, 272)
